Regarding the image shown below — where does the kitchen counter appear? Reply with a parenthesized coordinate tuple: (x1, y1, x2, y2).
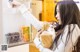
(2, 44, 29, 52)
(1, 43, 40, 52)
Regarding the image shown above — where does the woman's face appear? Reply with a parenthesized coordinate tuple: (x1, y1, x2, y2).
(56, 5, 62, 25)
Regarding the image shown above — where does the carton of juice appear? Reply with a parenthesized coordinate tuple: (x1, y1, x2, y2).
(21, 26, 30, 42)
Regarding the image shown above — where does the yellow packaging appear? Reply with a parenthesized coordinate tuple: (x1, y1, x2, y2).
(21, 26, 30, 42)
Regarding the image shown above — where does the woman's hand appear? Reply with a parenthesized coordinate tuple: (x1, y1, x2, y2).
(10, 1, 21, 8)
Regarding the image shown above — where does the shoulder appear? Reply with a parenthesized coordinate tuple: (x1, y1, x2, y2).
(62, 24, 80, 42)
(64, 24, 80, 34)
(65, 24, 80, 44)
(69, 24, 80, 36)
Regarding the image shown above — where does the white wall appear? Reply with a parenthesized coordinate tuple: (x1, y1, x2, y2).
(2, 0, 30, 44)
(7, 44, 29, 52)
(0, 0, 4, 51)
(0, 0, 3, 44)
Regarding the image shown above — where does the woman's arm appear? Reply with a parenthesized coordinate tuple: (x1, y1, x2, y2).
(11, 1, 43, 31)
(18, 4, 43, 31)
(34, 34, 66, 52)
(33, 29, 54, 52)
(34, 36, 65, 52)
(34, 25, 68, 52)
(34, 37, 53, 52)
(18, 4, 54, 52)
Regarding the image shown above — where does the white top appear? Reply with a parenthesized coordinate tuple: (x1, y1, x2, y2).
(17, 5, 80, 52)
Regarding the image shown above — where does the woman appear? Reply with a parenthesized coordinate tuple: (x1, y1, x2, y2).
(52, 1, 80, 52)
(10, 0, 80, 52)
(34, 1, 80, 52)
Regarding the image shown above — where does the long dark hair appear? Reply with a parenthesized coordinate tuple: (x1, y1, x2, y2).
(51, 1, 80, 49)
